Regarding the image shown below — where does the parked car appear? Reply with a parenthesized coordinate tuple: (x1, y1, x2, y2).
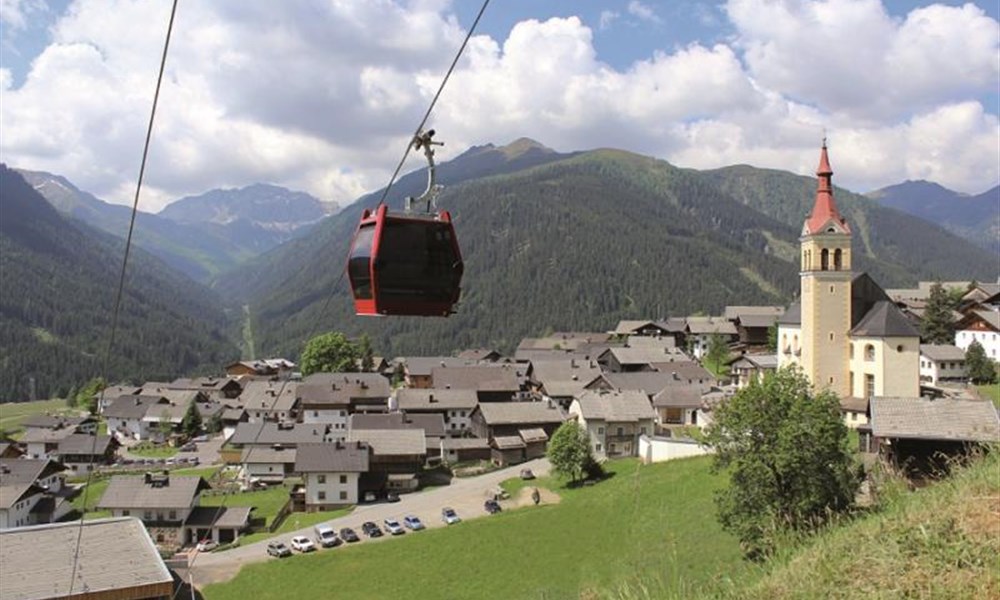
(180, 442, 197, 452)
(266, 541, 292, 557)
(362, 491, 378, 503)
(195, 539, 218, 552)
(314, 524, 340, 548)
(290, 535, 316, 552)
(403, 515, 425, 531)
(361, 522, 383, 538)
(520, 468, 535, 480)
(383, 518, 405, 535)
(192, 434, 209, 442)
(484, 499, 502, 514)
(441, 507, 461, 525)
(386, 491, 400, 503)
(339, 527, 360, 543)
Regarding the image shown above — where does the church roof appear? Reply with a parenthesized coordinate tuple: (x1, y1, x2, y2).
(777, 302, 801, 326)
(803, 143, 851, 235)
(850, 300, 920, 338)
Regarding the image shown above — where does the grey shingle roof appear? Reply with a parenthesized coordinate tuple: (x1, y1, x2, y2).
(294, 442, 370, 473)
(348, 413, 446, 438)
(648, 362, 716, 383)
(601, 346, 690, 366)
(56, 434, 114, 456)
(920, 344, 967, 362)
(685, 316, 738, 335)
(518, 428, 549, 443)
(475, 402, 566, 426)
(777, 302, 801, 325)
(597, 372, 692, 396)
(228, 422, 331, 447)
(347, 429, 426, 457)
(0, 458, 64, 486)
(850, 301, 920, 338)
(492, 435, 526, 449)
(240, 446, 298, 465)
(20, 415, 93, 430)
(235, 380, 299, 412)
(870, 397, 1000, 442)
(18, 427, 78, 444)
(724, 305, 785, 320)
(432, 365, 522, 392)
(400, 356, 476, 376)
(395, 388, 479, 411)
(0, 517, 172, 600)
(97, 475, 209, 510)
(299, 372, 391, 407)
(652, 383, 715, 408)
(440, 437, 490, 450)
(737, 313, 782, 328)
(572, 390, 656, 422)
(184, 505, 252, 529)
(103, 395, 167, 419)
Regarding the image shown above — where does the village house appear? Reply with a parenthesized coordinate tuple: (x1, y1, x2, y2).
(393, 388, 479, 436)
(959, 282, 1000, 313)
(470, 401, 565, 466)
(439, 437, 492, 464)
(0, 441, 23, 459)
(527, 358, 603, 408)
(225, 421, 332, 462)
(19, 415, 97, 459)
(96, 385, 143, 414)
(349, 412, 446, 457)
(514, 332, 617, 362)
(456, 348, 506, 362)
(609, 320, 679, 341)
(0, 517, 175, 600)
(400, 357, 476, 388)
(431, 364, 526, 402)
(294, 441, 370, 511)
(0, 458, 69, 530)
(568, 389, 657, 459)
(20, 414, 97, 434)
(97, 472, 250, 546)
(298, 372, 391, 428)
(919, 344, 968, 385)
(862, 397, 1000, 476)
(728, 354, 779, 388)
(954, 309, 1000, 361)
(684, 316, 739, 360)
(724, 306, 785, 348)
(651, 383, 719, 430)
(587, 371, 689, 399)
(54, 433, 119, 473)
(347, 429, 426, 493)
(225, 358, 296, 377)
(597, 345, 688, 373)
(240, 445, 298, 484)
(234, 379, 299, 423)
(168, 375, 244, 400)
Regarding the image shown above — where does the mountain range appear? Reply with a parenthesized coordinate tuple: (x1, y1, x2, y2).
(18, 170, 338, 282)
(0, 165, 240, 402)
(219, 139, 999, 359)
(865, 180, 999, 253)
(5, 140, 996, 398)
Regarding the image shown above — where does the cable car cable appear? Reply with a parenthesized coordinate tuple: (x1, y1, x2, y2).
(372, 0, 491, 210)
(67, 0, 180, 595)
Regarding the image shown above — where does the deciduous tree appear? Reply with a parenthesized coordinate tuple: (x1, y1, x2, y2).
(965, 341, 997, 384)
(705, 333, 730, 376)
(547, 421, 593, 483)
(703, 367, 858, 559)
(301, 332, 360, 375)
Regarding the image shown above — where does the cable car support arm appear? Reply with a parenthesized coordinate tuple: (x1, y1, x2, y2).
(405, 129, 444, 214)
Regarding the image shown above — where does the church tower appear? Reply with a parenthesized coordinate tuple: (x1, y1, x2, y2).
(799, 141, 851, 397)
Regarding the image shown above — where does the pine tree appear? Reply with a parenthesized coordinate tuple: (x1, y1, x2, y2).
(359, 334, 374, 373)
(182, 402, 203, 438)
(920, 282, 956, 344)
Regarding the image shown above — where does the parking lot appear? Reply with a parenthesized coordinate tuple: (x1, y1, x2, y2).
(189, 458, 551, 587)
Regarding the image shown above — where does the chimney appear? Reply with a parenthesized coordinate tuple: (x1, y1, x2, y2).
(429, 393, 437, 403)
(144, 472, 152, 484)
(672, 372, 679, 381)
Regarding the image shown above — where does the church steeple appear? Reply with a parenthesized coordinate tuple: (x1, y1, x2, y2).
(804, 139, 850, 235)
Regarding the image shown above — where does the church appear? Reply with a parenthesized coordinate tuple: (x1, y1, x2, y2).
(777, 142, 920, 424)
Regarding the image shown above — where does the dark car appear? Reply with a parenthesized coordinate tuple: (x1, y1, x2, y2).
(386, 491, 400, 503)
(339, 527, 360, 543)
(266, 541, 292, 558)
(484, 499, 502, 514)
(361, 521, 383, 538)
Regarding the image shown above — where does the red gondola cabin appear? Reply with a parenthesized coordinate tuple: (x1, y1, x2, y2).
(348, 205, 464, 317)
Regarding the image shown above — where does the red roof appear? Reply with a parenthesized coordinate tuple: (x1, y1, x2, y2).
(804, 142, 850, 235)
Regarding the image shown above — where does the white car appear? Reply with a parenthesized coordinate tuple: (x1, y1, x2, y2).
(383, 518, 405, 535)
(441, 507, 461, 525)
(195, 539, 218, 552)
(290, 535, 316, 552)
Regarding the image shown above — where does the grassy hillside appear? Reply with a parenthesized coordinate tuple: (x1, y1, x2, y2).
(203, 457, 756, 600)
(0, 398, 75, 436)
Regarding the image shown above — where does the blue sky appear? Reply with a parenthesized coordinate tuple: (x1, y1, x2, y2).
(1, 0, 997, 209)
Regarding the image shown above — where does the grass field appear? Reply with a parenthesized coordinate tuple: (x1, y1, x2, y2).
(203, 457, 752, 600)
(200, 486, 295, 529)
(977, 383, 1000, 407)
(234, 507, 354, 547)
(129, 442, 179, 458)
(0, 398, 75, 435)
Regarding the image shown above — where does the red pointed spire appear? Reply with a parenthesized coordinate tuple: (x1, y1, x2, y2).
(804, 138, 850, 234)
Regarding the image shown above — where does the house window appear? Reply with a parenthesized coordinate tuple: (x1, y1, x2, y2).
(829, 332, 834, 341)
(829, 285, 835, 294)
(339, 491, 347, 501)
(313, 411, 319, 417)
(340, 475, 347, 484)
(168, 510, 177, 520)
(821, 248, 829, 270)
(616, 427, 624, 436)
(864, 344, 875, 361)
(122, 510, 130, 516)
(318, 491, 326, 501)
(144, 511, 152, 521)
(317, 474, 326, 484)
(850, 344, 854, 359)
(896, 345, 904, 353)
(834, 249, 843, 270)
(595, 443, 602, 452)
(640, 427, 646, 435)
(865, 374, 875, 399)
(849, 371, 854, 393)
(597, 427, 604, 435)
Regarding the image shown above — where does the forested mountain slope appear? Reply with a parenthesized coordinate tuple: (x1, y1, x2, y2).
(233, 141, 996, 361)
(0, 165, 240, 401)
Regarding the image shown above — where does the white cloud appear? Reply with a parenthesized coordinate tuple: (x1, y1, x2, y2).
(0, 0, 45, 30)
(0, 0, 997, 212)
(599, 10, 619, 30)
(627, 1, 662, 24)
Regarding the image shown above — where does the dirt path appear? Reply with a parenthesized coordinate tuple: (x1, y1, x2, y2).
(508, 485, 561, 508)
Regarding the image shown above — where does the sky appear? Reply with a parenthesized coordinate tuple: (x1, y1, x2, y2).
(1, 0, 998, 212)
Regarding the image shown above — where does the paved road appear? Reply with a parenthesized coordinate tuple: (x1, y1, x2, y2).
(189, 458, 551, 587)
